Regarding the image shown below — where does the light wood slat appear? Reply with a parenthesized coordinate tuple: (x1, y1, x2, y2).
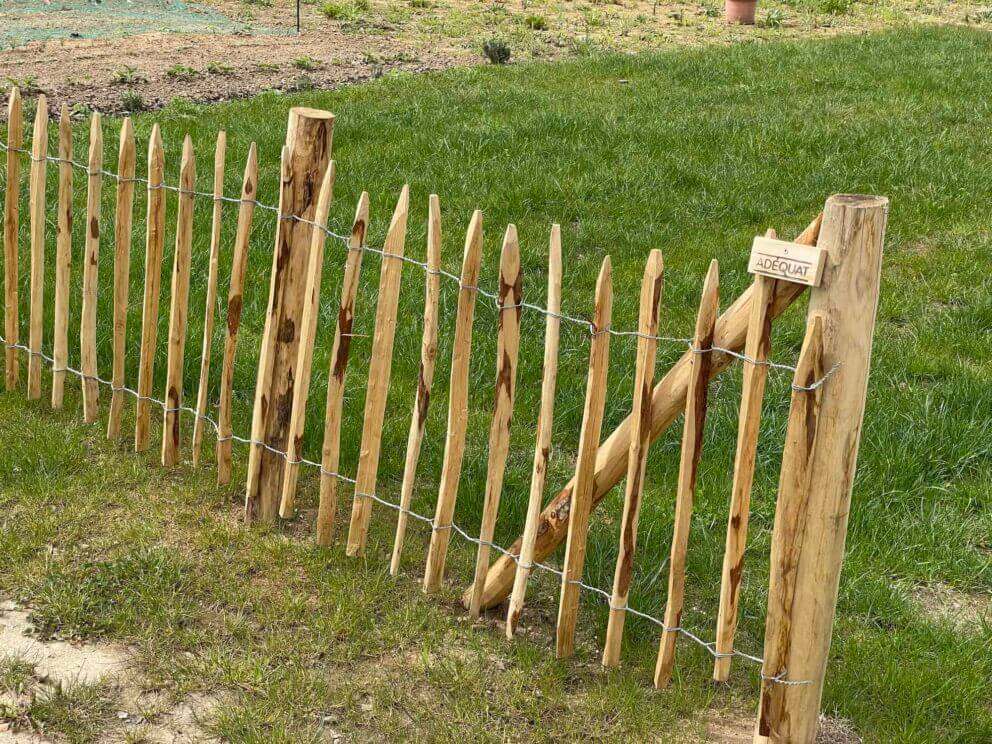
(505, 224, 562, 638)
(602, 248, 664, 668)
(314, 192, 369, 545)
(216, 143, 258, 485)
(161, 135, 196, 466)
(712, 230, 777, 681)
(4, 87, 23, 392)
(467, 224, 522, 618)
(80, 113, 103, 423)
(345, 185, 410, 556)
(654, 259, 720, 688)
(278, 161, 337, 517)
(423, 210, 484, 592)
(26, 95, 48, 400)
(134, 125, 166, 451)
(106, 118, 137, 438)
(52, 104, 73, 409)
(556, 256, 613, 659)
(389, 194, 442, 576)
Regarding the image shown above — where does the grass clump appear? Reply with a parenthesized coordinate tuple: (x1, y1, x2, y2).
(525, 13, 548, 29)
(320, 1, 354, 19)
(165, 64, 199, 80)
(120, 90, 146, 112)
(293, 54, 322, 71)
(206, 61, 234, 76)
(482, 38, 512, 64)
(110, 65, 146, 85)
(763, 7, 785, 26)
(819, 0, 853, 14)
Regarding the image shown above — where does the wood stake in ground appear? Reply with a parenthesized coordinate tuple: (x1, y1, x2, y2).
(556, 256, 612, 659)
(26, 94, 48, 401)
(161, 136, 196, 467)
(135, 125, 166, 452)
(278, 161, 337, 517)
(712, 230, 777, 681)
(216, 143, 258, 485)
(390, 194, 442, 576)
(423, 210, 484, 593)
(106, 118, 137, 439)
(346, 185, 409, 556)
(314, 193, 368, 546)
(602, 248, 664, 668)
(654, 259, 719, 688)
(468, 224, 522, 618)
(80, 113, 103, 423)
(191, 131, 227, 465)
(506, 225, 562, 638)
(3, 87, 23, 392)
(52, 104, 73, 410)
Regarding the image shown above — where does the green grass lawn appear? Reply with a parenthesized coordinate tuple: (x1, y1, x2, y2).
(1, 25, 991, 743)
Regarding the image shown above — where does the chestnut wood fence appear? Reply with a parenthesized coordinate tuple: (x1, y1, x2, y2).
(0, 92, 887, 744)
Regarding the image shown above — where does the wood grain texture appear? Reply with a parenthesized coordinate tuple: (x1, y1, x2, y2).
(106, 118, 137, 438)
(161, 136, 196, 466)
(135, 125, 166, 451)
(467, 224, 522, 618)
(26, 95, 48, 400)
(423, 209, 484, 592)
(191, 131, 227, 465)
(216, 143, 258, 485)
(556, 256, 613, 659)
(314, 192, 368, 545)
(346, 184, 409, 556)
(654, 259, 719, 688)
(52, 104, 73, 409)
(466, 215, 823, 612)
(712, 229, 777, 682)
(390, 193, 442, 575)
(754, 195, 886, 744)
(4, 87, 23, 392)
(278, 161, 336, 517)
(80, 113, 103, 423)
(505, 225, 562, 638)
(602, 248, 664, 668)
(245, 108, 334, 524)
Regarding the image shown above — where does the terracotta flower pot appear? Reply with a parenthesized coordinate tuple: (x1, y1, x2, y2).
(725, 0, 757, 24)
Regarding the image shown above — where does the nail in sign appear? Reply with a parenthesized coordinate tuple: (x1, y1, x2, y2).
(747, 236, 826, 287)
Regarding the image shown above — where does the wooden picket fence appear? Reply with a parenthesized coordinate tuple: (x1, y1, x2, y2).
(1, 93, 887, 744)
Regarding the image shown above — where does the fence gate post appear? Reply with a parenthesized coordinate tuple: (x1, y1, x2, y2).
(755, 194, 887, 743)
(245, 107, 334, 524)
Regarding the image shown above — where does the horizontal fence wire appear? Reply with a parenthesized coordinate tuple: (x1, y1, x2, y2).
(0, 138, 815, 685)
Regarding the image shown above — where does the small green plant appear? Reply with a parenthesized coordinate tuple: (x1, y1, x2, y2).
(293, 55, 321, 71)
(255, 62, 280, 71)
(121, 90, 146, 112)
(242, 0, 272, 6)
(525, 13, 547, 29)
(409, 0, 431, 7)
(354, 0, 371, 9)
(165, 64, 199, 80)
(819, 0, 852, 14)
(70, 101, 91, 120)
(206, 61, 234, 75)
(111, 65, 146, 85)
(289, 74, 317, 91)
(320, 1, 353, 18)
(482, 38, 511, 64)
(702, 4, 720, 17)
(967, 7, 992, 21)
(763, 7, 785, 26)
(6, 75, 41, 95)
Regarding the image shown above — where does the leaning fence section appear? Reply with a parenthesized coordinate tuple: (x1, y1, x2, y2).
(0, 90, 886, 744)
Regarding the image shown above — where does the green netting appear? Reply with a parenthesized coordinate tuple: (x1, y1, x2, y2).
(0, 0, 276, 48)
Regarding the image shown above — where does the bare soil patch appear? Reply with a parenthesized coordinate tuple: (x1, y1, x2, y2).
(912, 581, 991, 631)
(707, 711, 861, 743)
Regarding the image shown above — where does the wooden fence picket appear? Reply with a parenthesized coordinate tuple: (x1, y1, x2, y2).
(423, 210, 484, 592)
(135, 125, 166, 451)
(52, 104, 73, 409)
(505, 225, 562, 637)
(190, 132, 228, 465)
(278, 161, 337, 517)
(389, 194, 442, 576)
(467, 224, 522, 618)
(556, 256, 612, 659)
(26, 95, 48, 401)
(106, 118, 137, 438)
(315, 193, 368, 545)
(602, 248, 664, 668)
(4, 87, 23, 392)
(712, 229, 777, 681)
(80, 113, 103, 423)
(346, 185, 409, 556)
(654, 259, 719, 688)
(161, 136, 196, 466)
(216, 143, 258, 485)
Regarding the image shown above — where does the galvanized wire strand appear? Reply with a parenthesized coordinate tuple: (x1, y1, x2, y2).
(0, 140, 839, 392)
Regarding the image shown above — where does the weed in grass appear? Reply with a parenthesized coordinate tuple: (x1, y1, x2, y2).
(28, 683, 115, 743)
(702, 3, 721, 17)
(120, 90, 146, 112)
(764, 7, 786, 26)
(0, 657, 34, 694)
(241, 0, 272, 6)
(255, 62, 280, 72)
(293, 55, 322, 71)
(5, 75, 41, 95)
(409, 0, 432, 7)
(69, 101, 91, 120)
(525, 12, 549, 29)
(110, 65, 146, 85)
(355, 0, 371, 9)
(289, 74, 318, 91)
(820, 0, 853, 14)
(165, 64, 199, 80)
(206, 61, 235, 76)
(483, 38, 512, 64)
(967, 7, 992, 22)
(320, 1, 354, 19)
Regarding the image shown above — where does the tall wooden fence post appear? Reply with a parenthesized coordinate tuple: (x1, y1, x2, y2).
(26, 95, 48, 401)
(245, 107, 334, 524)
(52, 104, 73, 409)
(754, 194, 886, 744)
(4, 87, 23, 392)
(80, 113, 103, 423)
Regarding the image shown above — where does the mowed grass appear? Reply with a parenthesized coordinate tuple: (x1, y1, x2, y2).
(1, 25, 991, 742)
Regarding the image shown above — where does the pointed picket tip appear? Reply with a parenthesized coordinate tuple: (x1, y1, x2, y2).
(427, 194, 442, 270)
(87, 112, 103, 168)
(120, 116, 134, 139)
(645, 247, 664, 281)
(246, 141, 258, 168)
(386, 183, 410, 238)
(500, 224, 520, 268)
(352, 191, 371, 245)
(461, 209, 484, 275)
(59, 102, 70, 121)
(33, 93, 47, 124)
(8, 86, 20, 111)
(694, 258, 720, 339)
(592, 255, 613, 331)
(150, 122, 163, 149)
